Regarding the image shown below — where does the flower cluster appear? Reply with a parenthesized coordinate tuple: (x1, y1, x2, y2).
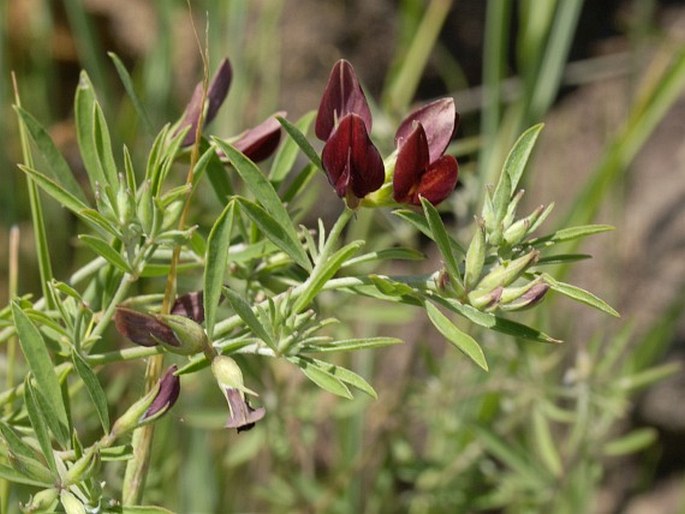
(315, 59, 459, 207)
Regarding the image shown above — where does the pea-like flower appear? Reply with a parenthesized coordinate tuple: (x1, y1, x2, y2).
(175, 58, 283, 162)
(212, 356, 266, 432)
(392, 98, 459, 206)
(316, 60, 383, 205)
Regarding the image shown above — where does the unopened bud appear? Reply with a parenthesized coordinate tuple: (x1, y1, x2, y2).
(502, 189, 525, 229)
(468, 286, 503, 310)
(111, 366, 180, 436)
(474, 250, 539, 293)
(157, 314, 208, 356)
(464, 219, 486, 290)
(503, 205, 544, 246)
(499, 283, 549, 311)
(171, 291, 205, 323)
(21, 488, 59, 513)
(64, 448, 99, 486)
(59, 490, 86, 514)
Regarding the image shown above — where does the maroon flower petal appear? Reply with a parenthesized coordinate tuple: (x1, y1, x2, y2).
(315, 60, 372, 141)
(395, 97, 458, 164)
(321, 114, 384, 200)
(415, 155, 459, 206)
(393, 123, 430, 204)
(232, 112, 285, 162)
(177, 58, 233, 146)
(114, 307, 180, 347)
(142, 365, 181, 421)
(224, 388, 266, 432)
(171, 291, 205, 323)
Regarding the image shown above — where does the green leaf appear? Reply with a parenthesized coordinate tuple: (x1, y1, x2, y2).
(18, 165, 89, 215)
(282, 163, 317, 203)
(276, 114, 323, 170)
(369, 275, 416, 297)
(120, 506, 176, 514)
(532, 408, 562, 477)
(237, 197, 311, 271)
(0, 463, 52, 488)
(78, 235, 132, 273)
(108, 52, 153, 134)
(393, 208, 464, 255)
(542, 273, 619, 317)
(603, 428, 657, 457)
(293, 240, 364, 313)
(75, 71, 108, 193)
(222, 287, 275, 350)
(270, 111, 316, 184)
(434, 296, 562, 344)
(310, 358, 377, 399)
(93, 102, 118, 187)
(420, 198, 464, 296)
(491, 124, 544, 225)
(303, 336, 402, 354)
(536, 254, 591, 265)
(77, 208, 121, 238)
(531, 224, 614, 247)
(204, 200, 235, 339)
(23, 380, 58, 475)
(0, 421, 40, 461)
(425, 302, 488, 371)
(12, 302, 69, 437)
(290, 357, 352, 399)
(342, 247, 424, 267)
(71, 350, 110, 432)
(204, 149, 234, 203)
(14, 106, 89, 203)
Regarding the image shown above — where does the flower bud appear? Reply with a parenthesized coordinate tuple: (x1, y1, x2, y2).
(21, 488, 59, 513)
(64, 448, 99, 486)
(59, 490, 86, 514)
(473, 250, 539, 293)
(499, 283, 549, 311)
(231, 112, 285, 163)
(464, 219, 486, 290)
(467, 286, 503, 310)
(502, 204, 544, 246)
(157, 314, 208, 356)
(211, 356, 265, 432)
(114, 307, 178, 348)
(111, 366, 180, 436)
(171, 291, 205, 323)
(501, 189, 525, 230)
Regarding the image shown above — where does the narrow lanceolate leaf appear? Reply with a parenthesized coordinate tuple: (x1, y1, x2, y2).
(120, 505, 176, 514)
(434, 296, 562, 344)
(23, 380, 58, 475)
(12, 302, 69, 436)
(18, 165, 89, 215)
(290, 356, 352, 399)
(14, 107, 88, 203)
(237, 197, 311, 271)
(530, 224, 615, 247)
(222, 287, 275, 350)
(491, 124, 544, 225)
(303, 336, 403, 353)
(71, 350, 110, 432)
(541, 273, 619, 317)
(78, 208, 121, 238)
(310, 358, 377, 399)
(532, 408, 562, 477)
(204, 200, 235, 339)
(277, 114, 323, 170)
(393, 208, 464, 255)
(603, 428, 657, 457)
(78, 235, 132, 273)
(93, 102, 118, 188)
(420, 198, 464, 296)
(425, 302, 488, 371)
(270, 111, 316, 183)
(342, 247, 424, 267)
(108, 52, 153, 134)
(293, 240, 364, 313)
(0, 421, 39, 461)
(0, 464, 52, 488)
(75, 71, 108, 192)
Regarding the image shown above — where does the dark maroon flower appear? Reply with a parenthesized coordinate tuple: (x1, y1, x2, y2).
(114, 307, 178, 348)
(171, 291, 205, 323)
(393, 98, 459, 206)
(220, 112, 286, 163)
(223, 388, 266, 433)
(141, 365, 181, 422)
(315, 60, 373, 141)
(321, 114, 384, 203)
(176, 58, 233, 146)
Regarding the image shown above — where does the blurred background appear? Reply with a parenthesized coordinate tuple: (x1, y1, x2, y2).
(2, 0, 685, 512)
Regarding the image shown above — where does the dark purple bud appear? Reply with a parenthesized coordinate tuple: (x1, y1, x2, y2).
(223, 388, 266, 433)
(315, 60, 372, 141)
(141, 365, 181, 422)
(177, 58, 233, 146)
(393, 123, 458, 206)
(171, 291, 205, 323)
(321, 113, 384, 202)
(395, 98, 458, 164)
(232, 112, 285, 162)
(114, 307, 180, 348)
